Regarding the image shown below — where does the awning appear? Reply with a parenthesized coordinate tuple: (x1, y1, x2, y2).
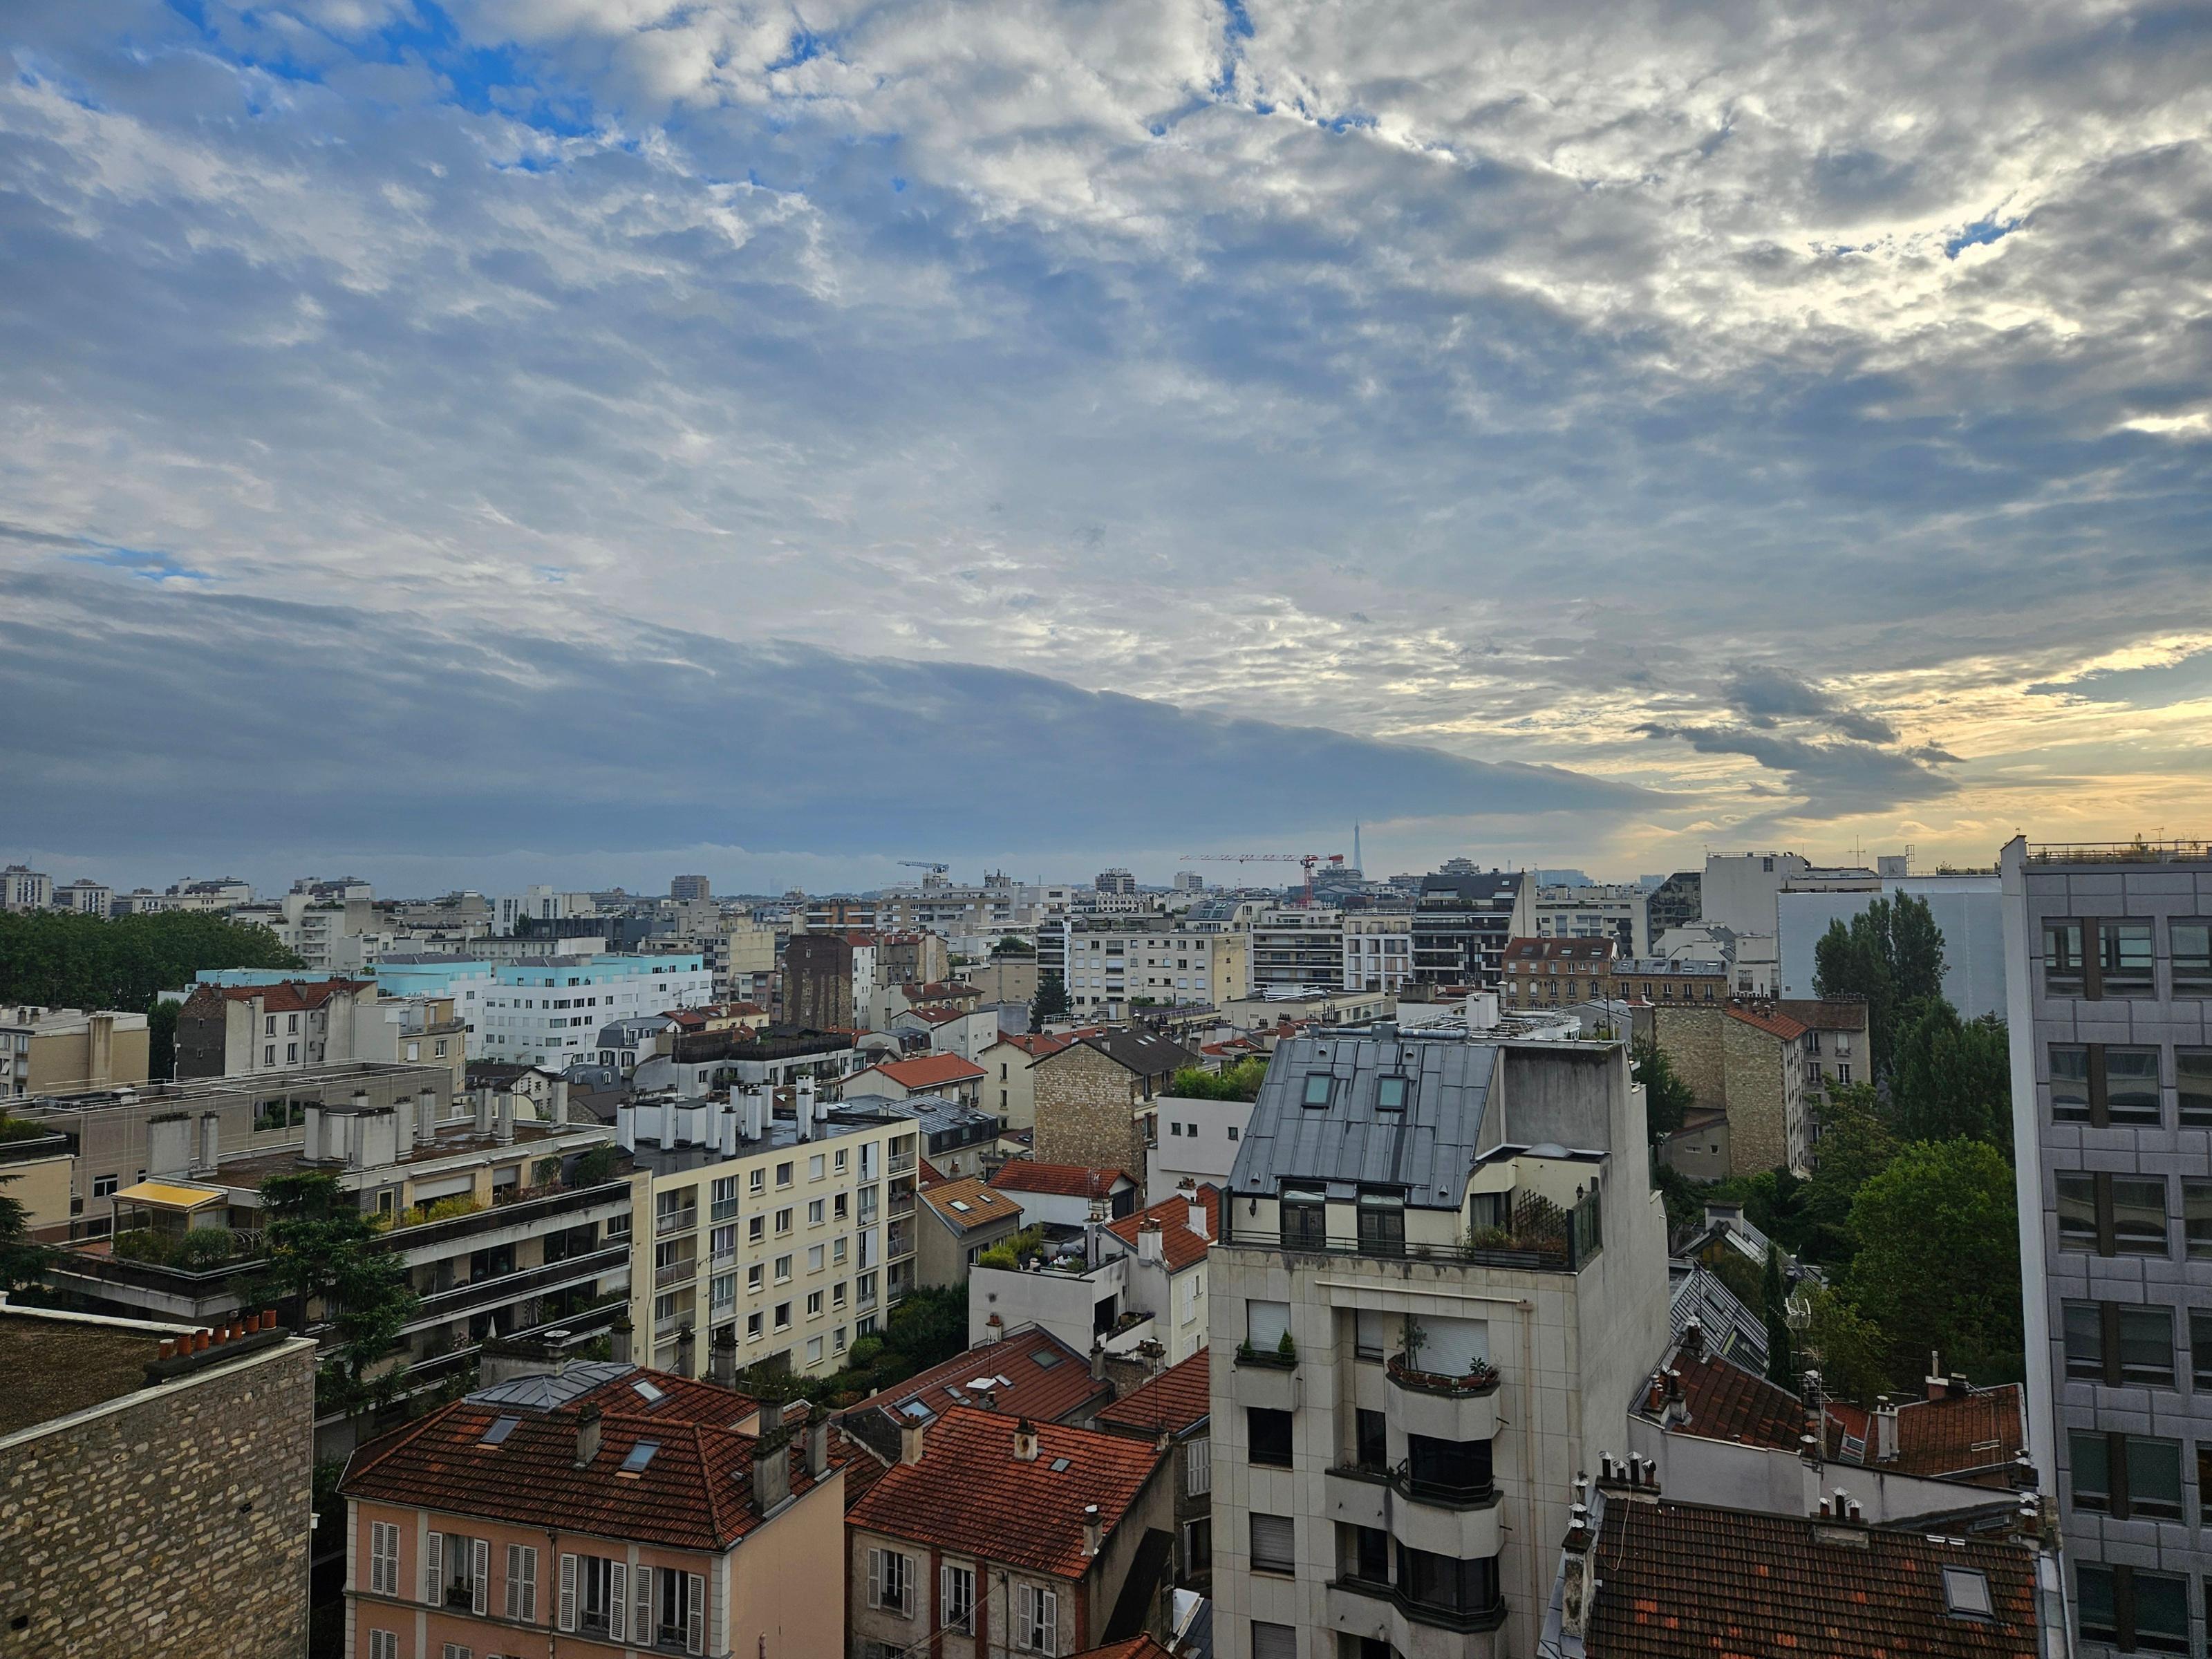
(114, 1180, 227, 1212)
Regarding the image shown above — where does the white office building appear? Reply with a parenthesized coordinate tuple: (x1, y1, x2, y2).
(473, 953, 713, 1069)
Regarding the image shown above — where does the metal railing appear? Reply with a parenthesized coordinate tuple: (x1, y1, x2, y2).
(888, 1152, 915, 1175)
(655, 1206, 699, 1239)
(406, 1244, 628, 1327)
(655, 1256, 697, 1289)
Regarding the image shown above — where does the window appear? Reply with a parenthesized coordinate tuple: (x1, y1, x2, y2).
(368, 1520, 401, 1595)
(1248, 1407, 1294, 1468)
(1354, 1408, 1387, 1474)
(2049, 1045, 2092, 1121)
(747, 1311, 763, 1339)
(775, 1254, 793, 1282)
(2188, 1180, 2212, 1258)
(776, 1208, 793, 1235)
(1186, 1437, 1211, 1495)
(1246, 1298, 1291, 1351)
(2180, 1051, 2212, 1126)
(749, 1169, 766, 1195)
(1397, 1544, 1500, 1617)
(2065, 1302, 2176, 1386)
(504, 1544, 537, 1622)
(1376, 1075, 1408, 1111)
(2175, 922, 2212, 995)
(711, 1272, 736, 1311)
(748, 1216, 765, 1244)
(1834, 1062, 1851, 1085)
(2043, 920, 2086, 995)
(941, 1564, 976, 1633)
(1250, 1513, 1295, 1574)
(808, 1199, 825, 1226)
(747, 1263, 764, 1293)
(2109, 1047, 2164, 1125)
(711, 1224, 737, 1262)
(1183, 1517, 1211, 1577)
(1342, 1521, 1389, 1584)
(1280, 1187, 1327, 1251)
(1250, 1623, 1296, 1659)
(91, 1173, 118, 1199)
(1356, 1192, 1405, 1258)
(867, 1548, 914, 1615)
(655, 1566, 705, 1653)
(264, 1045, 275, 1067)
(428, 1533, 487, 1613)
(2100, 920, 2156, 997)
(807, 1291, 823, 1317)
(2079, 1563, 2191, 1656)
(1354, 1309, 1391, 1361)
(1301, 1073, 1333, 1108)
(2063, 1172, 2171, 1256)
(1940, 1565, 1993, 1620)
(368, 1635, 399, 1659)
(286, 1042, 299, 1063)
(1015, 1584, 1059, 1653)
(1407, 1432, 1493, 1499)
(775, 1302, 791, 1331)
(776, 1161, 794, 1188)
(2071, 1431, 2184, 1519)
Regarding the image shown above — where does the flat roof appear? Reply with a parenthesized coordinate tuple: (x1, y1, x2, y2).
(0, 1314, 164, 1436)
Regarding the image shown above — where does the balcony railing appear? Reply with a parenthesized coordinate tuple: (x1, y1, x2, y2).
(655, 1256, 697, 1289)
(1386, 1352, 1501, 1398)
(655, 1206, 699, 1239)
(888, 1152, 915, 1175)
(710, 1197, 741, 1223)
(406, 1244, 629, 1328)
(391, 1179, 630, 1253)
(886, 1224, 913, 1258)
(888, 1190, 916, 1216)
(1332, 1577, 1508, 1635)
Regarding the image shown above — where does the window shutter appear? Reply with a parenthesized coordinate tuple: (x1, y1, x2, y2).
(1250, 1513, 1294, 1568)
(868, 1548, 882, 1610)
(471, 1538, 489, 1615)
(1251, 1620, 1297, 1659)
(686, 1573, 705, 1655)
(634, 1566, 654, 1644)
(424, 1530, 443, 1604)
(558, 1554, 578, 1631)
(1040, 1588, 1057, 1653)
(609, 1562, 626, 1638)
(941, 1565, 953, 1631)
(1187, 1439, 1211, 1496)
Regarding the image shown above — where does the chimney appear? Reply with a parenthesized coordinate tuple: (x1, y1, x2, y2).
(574, 1404, 603, 1468)
(612, 1310, 635, 1365)
(719, 1106, 739, 1156)
(552, 1076, 570, 1125)
(1178, 1178, 1207, 1240)
(900, 1418, 926, 1465)
(494, 1092, 515, 1145)
(1644, 1372, 1667, 1416)
(1924, 1351, 1946, 1403)
(1081, 1502, 1102, 1557)
(797, 1080, 816, 1142)
(1559, 1502, 1595, 1638)
(710, 1324, 738, 1387)
(806, 1416, 829, 1479)
(753, 1427, 792, 1514)
(1662, 1369, 1687, 1427)
(1947, 1371, 1969, 1400)
(395, 1092, 415, 1149)
(675, 1323, 697, 1378)
(1089, 1342, 1106, 1382)
(1136, 1217, 1164, 1264)
(1013, 1418, 1040, 1462)
(982, 1314, 1004, 1344)
(617, 1101, 637, 1152)
(474, 1088, 492, 1136)
(196, 1112, 221, 1175)
(1873, 1396, 1900, 1463)
(1679, 1317, 1703, 1358)
(301, 1104, 324, 1163)
(149, 1112, 194, 1178)
(416, 1088, 437, 1144)
(87, 1012, 115, 1089)
(743, 1087, 765, 1141)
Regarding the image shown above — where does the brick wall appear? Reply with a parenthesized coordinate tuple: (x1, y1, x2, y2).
(1717, 1015, 1788, 1174)
(1033, 1046, 1145, 1172)
(0, 1339, 317, 1658)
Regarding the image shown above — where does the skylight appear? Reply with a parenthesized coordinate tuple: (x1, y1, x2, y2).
(1049, 1457, 1071, 1472)
(901, 1400, 932, 1419)
(480, 1416, 521, 1445)
(951, 1200, 971, 1212)
(1302, 1073, 1333, 1108)
(631, 1378, 666, 1404)
(1941, 1566, 1993, 1620)
(1376, 1076, 1409, 1111)
(1031, 1349, 1062, 1369)
(619, 1441, 659, 1474)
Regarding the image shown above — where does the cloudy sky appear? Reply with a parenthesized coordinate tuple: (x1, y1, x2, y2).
(3, 0, 2209, 895)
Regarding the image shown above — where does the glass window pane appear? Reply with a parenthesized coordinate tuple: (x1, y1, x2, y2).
(2056, 1174, 2098, 1251)
(2074, 1566, 2116, 1643)
(1246, 1299, 1291, 1349)
(2102, 920, 2155, 996)
(2107, 1047, 2162, 1125)
(2044, 920, 2086, 995)
(2117, 1305, 2175, 1385)
(2133, 1570, 2192, 1654)
(2114, 1178, 2169, 1255)
(2062, 1302, 2104, 1378)
(2126, 1436, 2184, 1518)
(2180, 1051, 2212, 1126)
(2185, 1180, 2212, 1259)
(2174, 922, 2212, 995)
(2049, 1045, 2091, 1122)
(2068, 1431, 2111, 1511)
(1301, 1074, 1333, 1107)
(2196, 1312, 2212, 1389)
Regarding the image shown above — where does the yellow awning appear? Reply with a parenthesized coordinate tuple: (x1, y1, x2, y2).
(114, 1180, 227, 1212)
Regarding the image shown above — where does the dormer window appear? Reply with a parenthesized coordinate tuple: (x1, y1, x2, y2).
(1376, 1076, 1409, 1112)
(1301, 1074, 1334, 1109)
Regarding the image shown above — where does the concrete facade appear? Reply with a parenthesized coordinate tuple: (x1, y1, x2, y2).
(1777, 872, 2007, 1018)
(0, 1004, 149, 1099)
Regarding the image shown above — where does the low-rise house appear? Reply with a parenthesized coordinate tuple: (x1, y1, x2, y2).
(989, 1162, 1140, 1227)
(837, 1325, 1114, 1465)
(1032, 1033, 1199, 1173)
(1501, 936, 1620, 1011)
(0, 1306, 317, 1659)
(1647, 999, 1812, 1177)
(980, 1032, 1076, 1131)
(843, 1051, 986, 1109)
(861, 1091, 1004, 1180)
(341, 1361, 843, 1658)
(845, 1405, 1176, 1659)
(175, 977, 466, 1086)
(1102, 1184, 1219, 1365)
(918, 1176, 1026, 1287)
(889, 1002, 1003, 1061)
(1094, 1350, 1214, 1591)
(1143, 1092, 1255, 1206)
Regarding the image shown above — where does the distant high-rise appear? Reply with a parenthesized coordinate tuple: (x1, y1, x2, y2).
(1095, 868, 1138, 895)
(670, 873, 711, 901)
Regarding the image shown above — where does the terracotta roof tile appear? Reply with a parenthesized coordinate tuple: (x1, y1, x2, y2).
(1890, 1385, 2027, 1480)
(990, 1161, 1135, 1199)
(1586, 1491, 2042, 1658)
(845, 1328, 1107, 1429)
(1103, 1187, 1219, 1274)
(995, 1032, 1074, 1059)
(1660, 1349, 1807, 1452)
(1076, 1638, 1177, 1659)
(1725, 1000, 1811, 1040)
(1094, 1350, 1212, 1438)
(845, 1405, 1163, 1578)
(859, 1053, 986, 1089)
(921, 1177, 1023, 1233)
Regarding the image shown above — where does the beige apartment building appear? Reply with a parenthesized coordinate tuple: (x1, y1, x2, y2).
(1, 1005, 150, 1099)
(1054, 917, 1249, 1016)
(617, 1087, 920, 1384)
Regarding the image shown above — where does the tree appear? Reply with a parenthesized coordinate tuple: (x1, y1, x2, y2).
(1031, 971, 1070, 1023)
(1762, 1244, 1796, 1389)
(1891, 1004, 2011, 1151)
(1845, 1138, 2023, 1389)
(0, 1172, 53, 1295)
(992, 935, 1037, 957)
(1169, 1058, 1267, 1102)
(1797, 1284, 1892, 1407)
(0, 909, 303, 1011)
(1812, 894, 1947, 1078)
(255, 1172, 418, 1416)
(1630, 1035, 1694, 1145)
(877, 1284, 966, 1374)
(146, 997, 179, 1082)
(1797, 1084, 1896, 1268)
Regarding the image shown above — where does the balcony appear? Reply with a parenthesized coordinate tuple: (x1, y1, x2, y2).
(655, 1255, 697, 1290)
(1327, 1580, 1506, 1649)
(1387, 1472, 1502, 1559)
(391, 1179, 630, 1256)
(1231, 1345, 1302, 1412)
(888, 1190, 916, 1217)
(710, 1197, 741, 1223)
(886, 1224, 913, 1259)
(655, 1206, 699, 1239)
(401, 1244, 629, 1333)
(888, 1152, 916, 1176)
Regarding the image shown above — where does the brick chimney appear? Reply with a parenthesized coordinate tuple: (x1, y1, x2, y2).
(675, 1323, 697, 1378)
(752, 1427, 792, 1514)
(710, 1324, 738, 1388)
(1013, 1418, 1040, 1462)
(1924, 1351, 1947, 1403)
(1136, 1217, 1164, 1264)
(1873, 1396, 1900, 1463)
(1179, 1179, 1207, 1241)
(1679, 1317, 1703, 1358)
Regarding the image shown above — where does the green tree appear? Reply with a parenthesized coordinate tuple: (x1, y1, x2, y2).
(145, 997, 179, 1081)
(1891, 1003, 2011, 1150)
(1630, 1035, 1695, 1145)
(877, 1284, 967, 1374)
(0, 910, 303, 1011)
(1762, 1244, 1796, 1389)
(1797, 1284, 1892, 1407)
(1797, 1084, 1896, 1268)
(254, 1171, 418, 1416)
(1845, 1138, 2023, 1389)
(1168, 1057, 1268, 1102)
(0, 1172, 54, 1295)
(1812, 894, 1947, 1078)
(992, 935, 1037, 957)
(1031, 971, 1070, 1023)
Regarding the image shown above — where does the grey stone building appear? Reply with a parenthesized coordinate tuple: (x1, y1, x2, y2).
(2002, 834, 2212, 1658)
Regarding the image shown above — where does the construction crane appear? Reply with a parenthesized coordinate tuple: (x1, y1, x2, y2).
(897, 860, 950, 888)
(1183, 852, 1346, 906)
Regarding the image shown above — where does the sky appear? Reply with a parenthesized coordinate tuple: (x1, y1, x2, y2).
(3, 0, 2209, 896)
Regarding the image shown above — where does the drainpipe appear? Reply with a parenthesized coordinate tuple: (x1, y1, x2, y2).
(1520, 1297, 1541, 1638)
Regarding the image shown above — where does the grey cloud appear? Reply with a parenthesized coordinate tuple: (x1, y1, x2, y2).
(1634, 721, 1960, 816)
(1721, 665, 1900, 744)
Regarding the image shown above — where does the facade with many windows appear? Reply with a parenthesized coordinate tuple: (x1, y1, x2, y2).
(476, 953, 712, 1069)
(2003, 836, 2212, 1658)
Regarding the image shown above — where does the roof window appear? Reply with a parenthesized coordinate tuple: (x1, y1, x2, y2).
(619, 1440, 659, 1474)
(1941, 1566, 1993, 1620)
(1376, 1076, 1409, 1112)
(480, 1416, 520, 1445)
(631, 1378, 666, 1404)
(1302, 1073, 1334, 1108)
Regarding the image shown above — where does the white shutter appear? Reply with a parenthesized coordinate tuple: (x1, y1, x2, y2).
(424, 1530, 443, 1604)
(635, 1565, 655, 1644)
(1040, 1588, 1057, 1654)
(686, 1572, 705, 1655)
(471, 1537, 489, 1615)
(1186, 1438, 1211, 1496)
(609, 1562, 626, 1640)
(867, 1548, 883, 1610)
(941, 1565, 954, 1633)
(558, 1553, 578, 1631)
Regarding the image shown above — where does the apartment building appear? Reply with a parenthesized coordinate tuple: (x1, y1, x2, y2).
(1249, 909, 1348, 995)
(2001, 834, 2212, 1658)
(1779, 870, 2007, 1018)
(1, 1306, 318, 1659)
(1033, 1032, 1199, 1173)
(1644, 1000, 1814, 1177)
(1642, 870, 1701, 946)
(1047, 916, 1250, 1018)
(1411, 869, 1535, 988)
(617, 1087, 920, 1382)
(1, 863, 53, 910)
(1532, 884, 1648, 957)
(0, 1004, 149, 1098)
(1207, 1024, 1667, 1659)
(917, 1176, 1026, 1287)
(174, 977, 467, 1083)
(51, 877, 113, 917)
(1501, 937, 1618, 1011)
(980, 1031, 1075, 1131)
(341, 1362, 843, 1659)
(845, 1406, 1174, 1659)
(702, 917, 778, 1002)
(1342, 912, 1416, 994)
(1605, 955, 1728, 1007)
(1095, 1350, 1215, 1591)
(476, 953, 713, 1069)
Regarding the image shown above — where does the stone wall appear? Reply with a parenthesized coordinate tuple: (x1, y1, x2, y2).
(0, 1338, 317, 1658)
(1033, 1045, 1143, 1172)
(1718, 1015, 1789, 1174)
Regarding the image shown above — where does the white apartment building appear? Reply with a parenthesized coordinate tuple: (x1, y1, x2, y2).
(1045, 916, 1250, 1015)
(618, 1087, 921, 1380)
(1532, 884, 1647, 958)
(51, 879, 113, 917)
(1343, 912, 1416, 993)
(476, 954, 713, 1069)
(1209, 1024, 1667, 1659)
(494, 886, 597, 935)
(2, 865, 53, 912)
(1249, 909, 1347, 995)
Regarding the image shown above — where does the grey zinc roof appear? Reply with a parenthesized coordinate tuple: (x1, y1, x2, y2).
(1226, 1033, 1496, 1210)
(466, 1360, 636, 1409)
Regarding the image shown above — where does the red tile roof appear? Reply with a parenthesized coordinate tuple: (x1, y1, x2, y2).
(1584, 1491, 2042, 1657)
(921, 1177, 1023, 1234)
(856, 1053, 986, 1090)
(990, 1161, 1135, 1199)
(189, 978, 372, 1013)
(1094, 1350, 1212, 1438)
(904, 1006, 967, 1026)
(845, 1405, 1163, 1579)
(1076, 1639, 1177, 1659)
(1725, 1001, 1810, 1041)
(340, 1367, 828, 1552)
(846, 1328, 1107, 1430)
(1104, 1186, 1219, 1274)
(995, 1032, 1075, 1060)
(1660, 1349, 1807, 1452)
(1890, 1385, 2027, 1480)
